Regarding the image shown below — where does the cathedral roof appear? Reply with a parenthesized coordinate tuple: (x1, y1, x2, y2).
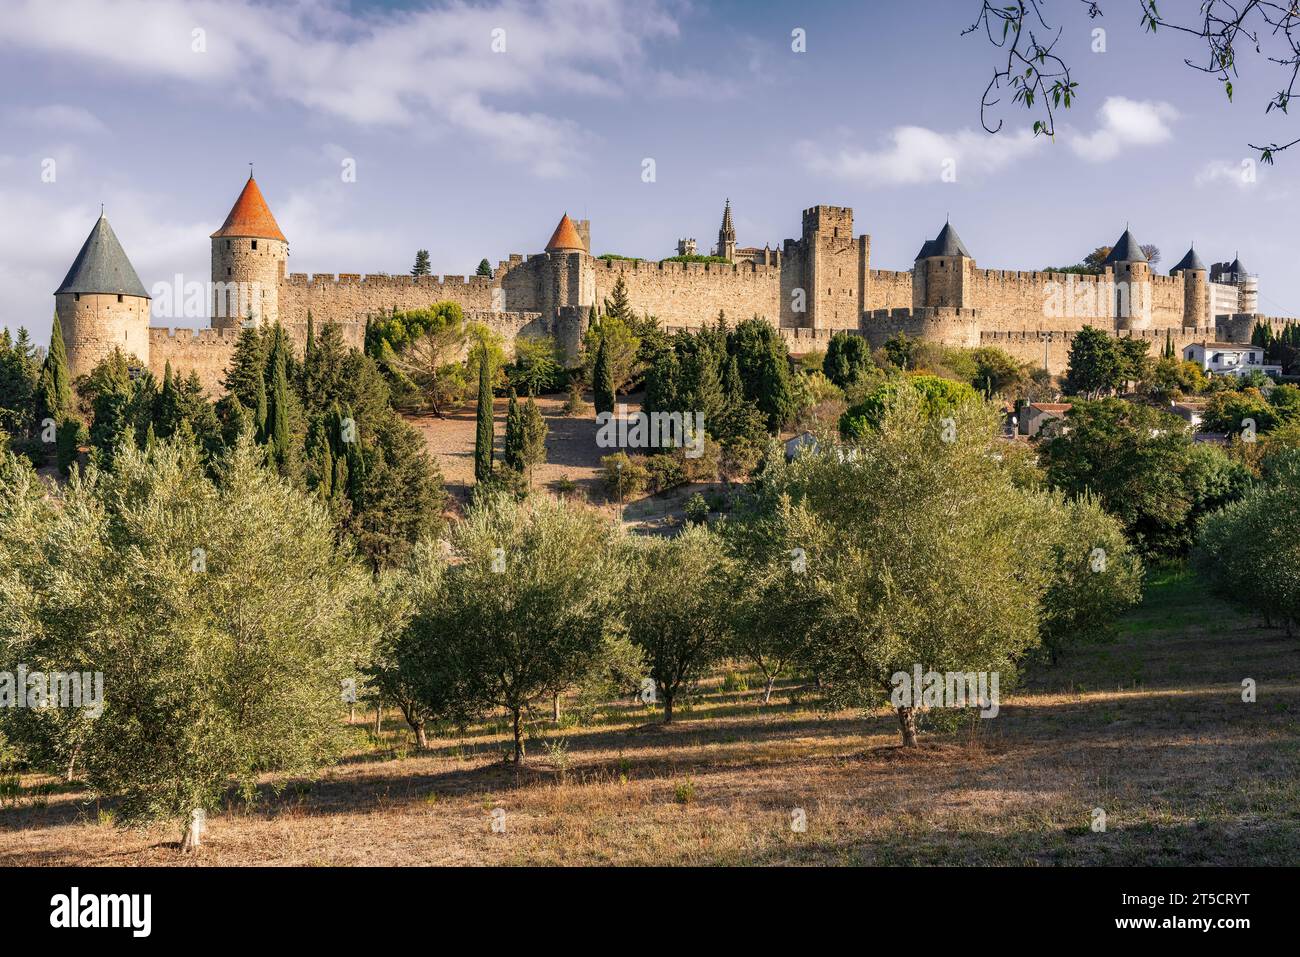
(545, 213, 585, 253)
(915, 221, 972, 260)
(211, 174, 287, 242)
(1170, 245, 1206, 274)
(1103, 228, 1146, 265)
(55, 214, 150, 299)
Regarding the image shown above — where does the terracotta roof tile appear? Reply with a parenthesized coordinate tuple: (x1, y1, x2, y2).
(211, 175, 287, 243)
(545, 213, 585, 253)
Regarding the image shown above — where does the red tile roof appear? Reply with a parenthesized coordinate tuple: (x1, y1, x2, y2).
(211, 175, 287, 243)
(545, 213, 585, 253)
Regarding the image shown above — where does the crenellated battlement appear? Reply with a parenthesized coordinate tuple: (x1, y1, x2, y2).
(283, 272, 495, 289)
(149, 325, 244, 345)
(595, 258, 781, 278)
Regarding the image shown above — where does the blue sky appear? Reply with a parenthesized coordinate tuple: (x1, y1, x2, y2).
(2, 0, 1298, 342)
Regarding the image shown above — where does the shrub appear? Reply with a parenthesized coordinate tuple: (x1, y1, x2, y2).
(644, 453, 685, 493)
(684, 493, 710, 525)
(601, 452, 648, 500)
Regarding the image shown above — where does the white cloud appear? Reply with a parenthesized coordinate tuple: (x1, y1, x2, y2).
(5, 104, 106, 134)
(1195, 158, 1261, 190)
(1067, 97, 1178, 163)
(0, 0, 684, 178)
(797, 125, 1040, 186)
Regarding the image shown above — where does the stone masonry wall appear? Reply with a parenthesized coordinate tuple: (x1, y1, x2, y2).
(277, 272, 499, 327)
(592, 258, 783, 329)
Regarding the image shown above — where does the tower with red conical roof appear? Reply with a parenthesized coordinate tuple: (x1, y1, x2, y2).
(210, 172, 289, 330)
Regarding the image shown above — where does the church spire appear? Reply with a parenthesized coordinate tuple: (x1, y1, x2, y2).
(718, 198, 736, 261)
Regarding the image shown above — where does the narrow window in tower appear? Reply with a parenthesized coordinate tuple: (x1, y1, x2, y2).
(226, 240, 231, 249)
(117, 294, 123, 302)
(252, 240, 258, 250)
(227, 267, 232, 276)
(74, 294, 80, 302)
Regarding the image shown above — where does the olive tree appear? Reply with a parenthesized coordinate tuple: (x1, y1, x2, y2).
(0, 438, 374, 848)
(623, 523, 734, 723)
(770, 384, 1056, 746)
(724, 494, 828, 703)
(439, 492, 620, 762)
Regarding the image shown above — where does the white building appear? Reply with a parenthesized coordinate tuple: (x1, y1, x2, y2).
(1182, 341, 1281, 377)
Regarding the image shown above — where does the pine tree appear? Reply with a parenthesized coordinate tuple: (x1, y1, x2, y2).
(504, 388, 524, 473)
(474, 349, 494, 483)
(604, 276, 633, 324)
(224, 325, 269, 408)
(1163, 329, 1175, 359)
(412, 250, 432, 277)
(593, 335, 616, 415)
(476, 258, 493, 277)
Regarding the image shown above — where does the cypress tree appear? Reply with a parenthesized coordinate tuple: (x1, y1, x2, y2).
(593, 335, 616, 415)
(519, 397, 548, 487)
(474, 349, 494, 482)
(269, 356, 290, 468)
(305, 310, 316, 363)
(38, 314, 73, 423)
(253, 367, 268, 441)
(504, 388, 524, 472)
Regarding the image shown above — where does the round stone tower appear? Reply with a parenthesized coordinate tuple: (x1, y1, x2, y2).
(540, 213, 593, 317)
(210, 173, 288, 330)
(1170, 245, 1208, 330)
(1103, 228, 1151, 331)
(54, 213, 152, 378)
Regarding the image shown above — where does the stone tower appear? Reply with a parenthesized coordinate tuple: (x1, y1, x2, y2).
(1170, 245, 1208, 330)
(800, 205, 862, 329)
(718, 199, 736, 262)
(210, 173, 288, 330)
(54, 213, 152, 378)
(541, 213, 594, 317)
(1103, 228, 1151, 331)
(912, 220, 973, 310)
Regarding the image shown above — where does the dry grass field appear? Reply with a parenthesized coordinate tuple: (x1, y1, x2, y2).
(3, 566, 1298, 867)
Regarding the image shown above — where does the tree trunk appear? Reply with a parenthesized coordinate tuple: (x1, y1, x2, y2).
(414, 721, 428, 750)
(65, 743, 81, 782)
(512, 709, 525, 764)
(663, 694, 674, 724)
(180, 808, 205, 853)
(552, 692, 562, 723)
(763, 675, 776, 705)
(373, 703, 382, 736)
(896, 705, 919, 748)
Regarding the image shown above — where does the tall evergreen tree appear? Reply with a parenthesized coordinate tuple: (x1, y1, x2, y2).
(37, 315, 73, 424)
(253, 366, 268, 441)
(519, 397, 548, 487)
(305, 310, 316, 364)
(476, 258, 493, 277)
(411, 250, 432, 277)
(503, 388, 524, 473)
(603, 275, 634, 324)
(474, 348, 494, 483)
(593, 335, 616, 415)
(268, 354, 291, 469)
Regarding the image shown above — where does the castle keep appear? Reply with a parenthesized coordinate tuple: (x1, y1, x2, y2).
(54, 176, 1279, 392)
